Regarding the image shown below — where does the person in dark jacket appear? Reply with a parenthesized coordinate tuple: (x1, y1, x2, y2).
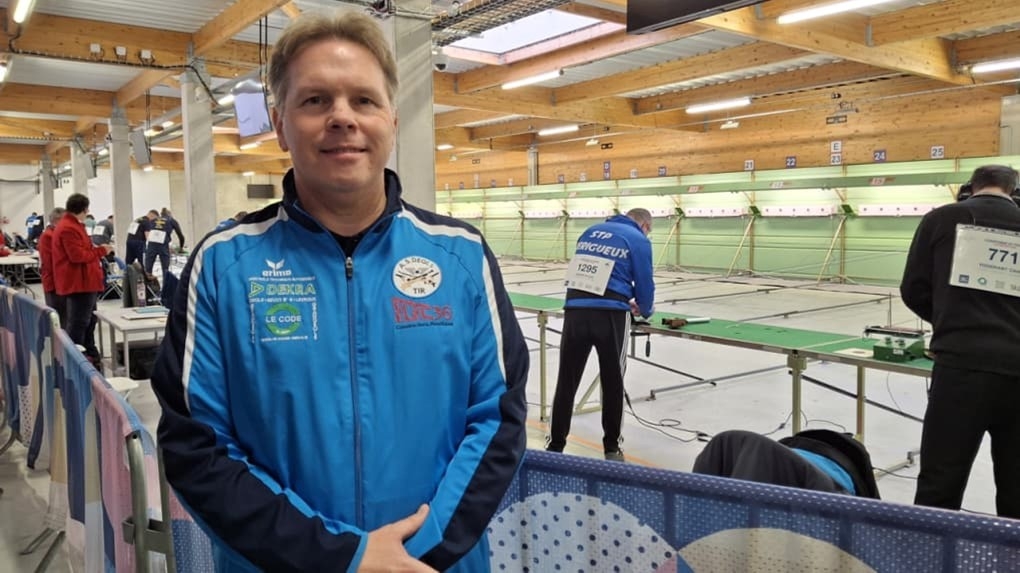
(125, 210, 157, 266)
(693, 429, 881, 498)
(901, 164, 1020, 518)
(143, 207, 185, 278)
(37, 207, 67, 327)
(52, 194, 113, 365)
(547, 208, 656, 462)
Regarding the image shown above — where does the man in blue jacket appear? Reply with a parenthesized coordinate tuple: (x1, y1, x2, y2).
(150, 11, 528, 573)
(547, 209, 656, 462)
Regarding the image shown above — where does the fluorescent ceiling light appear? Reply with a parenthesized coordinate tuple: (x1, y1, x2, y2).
(217, 93, 235, 106)
(142, 165, 154, 172)
(12, 0, 36, 24)
(436, 143, 454, 151)
(242, 170, 255, 177)
(161, 120, 174, 129)
(971, 58, 1020, 74)
(537, 124, 579, 137)
(720, 120, 740, 130)
(686, 97, 751, 115)
(239, 141, 261, 150)
(143, 128, 157, 137)
(0, 62, 7, 83)
(777, 0, 897, 25)
(501, 69, 563, 90)
(585, 138, 600, 146)
(98, 148, 109, 156)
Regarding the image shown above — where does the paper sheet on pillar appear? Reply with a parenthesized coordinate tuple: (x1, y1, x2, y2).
(676, 528, 875, 573)
(488, 492, 685, 571)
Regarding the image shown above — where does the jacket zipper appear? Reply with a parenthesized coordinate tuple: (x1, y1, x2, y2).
(346, 254, 363, 528)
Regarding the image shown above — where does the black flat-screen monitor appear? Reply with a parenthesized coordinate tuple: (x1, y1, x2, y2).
(247, 183, 275, 199)
(234, 91, 274, 138)
(627, 0, 767, 34)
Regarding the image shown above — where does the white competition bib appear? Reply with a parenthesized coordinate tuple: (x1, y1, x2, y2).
(564, 254, 615, 295)
(147, 229, 167, 244)
(127, 221, 140, 234)
(949, 224, 1020, 298)
(91, 226, 106, 237)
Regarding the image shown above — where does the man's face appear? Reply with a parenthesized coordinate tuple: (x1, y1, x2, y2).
(272, 38, 397, 202)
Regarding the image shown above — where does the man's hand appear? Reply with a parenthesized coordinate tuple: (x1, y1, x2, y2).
(629, 299, 640, 316)
(102, 244, 115, 254)
(358, 504, 437, 572)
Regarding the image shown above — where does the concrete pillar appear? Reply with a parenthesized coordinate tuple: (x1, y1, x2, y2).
(109, 107, 134, 257)
(71, 141, 90, 196)
(181, 63, 217, 243)
(383, 3, 435, 210)
(39, 154, 54, 216)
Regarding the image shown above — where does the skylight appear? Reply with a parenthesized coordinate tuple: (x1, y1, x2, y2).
(449, 10, 602, 54)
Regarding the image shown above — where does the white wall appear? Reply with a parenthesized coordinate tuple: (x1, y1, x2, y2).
(84, 166, 173, 222)
(0, 165, 44, 240)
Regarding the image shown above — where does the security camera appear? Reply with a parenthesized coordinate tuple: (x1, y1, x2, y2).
(433, 51, 449, 72)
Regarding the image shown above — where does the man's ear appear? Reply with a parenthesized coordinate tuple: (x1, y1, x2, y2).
(272, 106, 289, 152)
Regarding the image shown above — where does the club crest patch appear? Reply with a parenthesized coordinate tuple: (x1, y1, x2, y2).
(393, 256, 442, 298)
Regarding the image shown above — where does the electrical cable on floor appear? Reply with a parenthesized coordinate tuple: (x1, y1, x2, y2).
(873, 468, 918, 481)
(622, 391, 712, 443)
(802, 418, 848, 433)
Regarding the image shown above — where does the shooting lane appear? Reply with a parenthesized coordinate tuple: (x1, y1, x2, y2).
(508, 264, 941, 509)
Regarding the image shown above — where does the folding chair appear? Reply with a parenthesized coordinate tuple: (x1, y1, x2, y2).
(100, 257, 126, 301)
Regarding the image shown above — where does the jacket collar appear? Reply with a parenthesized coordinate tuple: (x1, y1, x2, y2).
(281, 168, 404, 233)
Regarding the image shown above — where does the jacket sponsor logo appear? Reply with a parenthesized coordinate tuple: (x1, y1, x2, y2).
(265, 302, 302, 336)
(392, 256, 441, 298)
(263, 258, 293, 277)
(392, 297, 453, 327)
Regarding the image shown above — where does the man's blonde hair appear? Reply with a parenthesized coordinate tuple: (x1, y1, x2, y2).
(268, 10, 398, 110)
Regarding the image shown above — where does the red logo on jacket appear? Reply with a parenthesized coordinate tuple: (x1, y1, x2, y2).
(392, 297, 453, 327)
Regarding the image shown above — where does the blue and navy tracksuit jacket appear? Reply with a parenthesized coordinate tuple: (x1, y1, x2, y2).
(151, 168, 529, 572)
(564, 214, 655, 317)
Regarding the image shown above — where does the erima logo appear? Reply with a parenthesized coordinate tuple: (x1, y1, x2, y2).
(262, 259, 292, 277)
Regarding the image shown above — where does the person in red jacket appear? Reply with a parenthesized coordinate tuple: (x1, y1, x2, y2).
(37, 207, 67, 328)
(52, 193, 113, 365)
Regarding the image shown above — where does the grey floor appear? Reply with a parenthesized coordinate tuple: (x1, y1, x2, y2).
(0, 262, 1001, 571)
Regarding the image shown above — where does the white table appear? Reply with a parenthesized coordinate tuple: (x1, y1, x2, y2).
(94, 307, 168, 378)
(0, 254, 39, 296)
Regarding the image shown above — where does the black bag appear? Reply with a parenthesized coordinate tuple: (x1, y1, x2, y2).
(779, 429, 881, 499)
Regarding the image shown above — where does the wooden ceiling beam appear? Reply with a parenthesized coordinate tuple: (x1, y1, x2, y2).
(5, 12, 190, 66)
(556, 2, 625, 25)
(0, 83, 175, 124)
(279, 2, 301, 19)
(633, 61, 898, 115)
(434, 127, 492, 150)
(0, 143, 48, 163)
(0, 117, 76, 139)
(434, 109, 509, 129)
(453, 23, 707, 93)
(955, 30, 1020, 66)
(699, 5, 973, 86)
(869, 0, 1020, 45)
(469, 117, 577, 140)
(436, 74, 690, 129)
(554, 43, 806, 104)
(117, 0, 288, 116)
(193, 0, 291, 54)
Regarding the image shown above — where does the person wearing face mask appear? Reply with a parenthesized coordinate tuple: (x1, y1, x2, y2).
(150, 11, 528, 573)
